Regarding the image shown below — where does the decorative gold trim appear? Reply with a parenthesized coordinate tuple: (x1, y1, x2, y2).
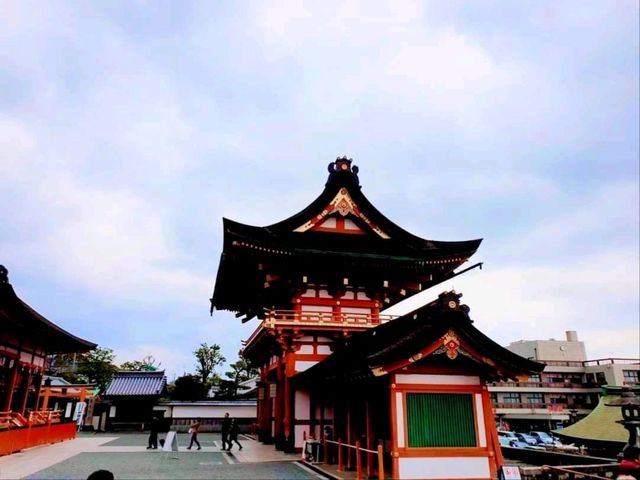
(294, 189, 390, 238)
(442, 330, 461, 360)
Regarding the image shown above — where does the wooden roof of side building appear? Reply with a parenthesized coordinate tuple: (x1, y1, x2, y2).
(293, 290, 544, 386)
(105, 371, 167, 397)
(0, 266, 96, 354)
(211, 158, 482, 319)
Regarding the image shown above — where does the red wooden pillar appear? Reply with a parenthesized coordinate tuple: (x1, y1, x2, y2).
(365, 399, 373, 477)
(18, 368, 34, 415)
(3, 361, 19, 411)
(274, 360, 285, 445)
(283, 348, 298, 449)
(346, 400, 352, 469)
(481, 386, 502, 478)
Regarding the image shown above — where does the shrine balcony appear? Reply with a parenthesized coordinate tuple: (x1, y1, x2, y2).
(243, 309, 399, 348)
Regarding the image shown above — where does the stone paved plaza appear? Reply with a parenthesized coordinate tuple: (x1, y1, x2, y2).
(0, 432, 330, 480)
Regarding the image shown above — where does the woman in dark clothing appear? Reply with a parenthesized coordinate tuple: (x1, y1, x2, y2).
(227, 418, 242, 450)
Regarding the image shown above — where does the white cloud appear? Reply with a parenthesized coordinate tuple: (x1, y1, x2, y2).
(0, 118, 37, 173)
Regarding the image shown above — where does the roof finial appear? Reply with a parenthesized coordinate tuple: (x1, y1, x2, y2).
(0, 265, 8, 284)
(326, 156, 360, 187)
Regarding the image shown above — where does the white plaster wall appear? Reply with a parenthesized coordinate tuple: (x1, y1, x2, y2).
(295, 425, 311, 448)
(475, 393, 486, 447)
(170, 405, 256, 418)
(295, 391, 310, 420)
(301, 304, 332, 312)
(317, 345, 332, 355)
(296, 360, 318, 372)
(398, 457, 490, 479)
(297, 344, 314, 354)
(395, 392, 405, 448)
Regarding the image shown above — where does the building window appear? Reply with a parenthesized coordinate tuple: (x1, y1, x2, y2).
(490, 393, 497, 405)
(406, 393, 477, 448)
(528, 374, 541, 382)
(502, 393, 521, 404)
(623, 370, 639, 384)
(526, 393, 544, 404)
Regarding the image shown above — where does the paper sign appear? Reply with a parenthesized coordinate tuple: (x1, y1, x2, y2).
(501, 466, 521, 480)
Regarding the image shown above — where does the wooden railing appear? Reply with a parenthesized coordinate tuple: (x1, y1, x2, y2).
(519, 463, 621, 479)
(264, 309, 398, 328)
(28, 410, 62, 425)
(323, 438, 385, 480)
(0, 412, 27, 429)
(1, 410, 63, 429)
(583, 358, 640, 366)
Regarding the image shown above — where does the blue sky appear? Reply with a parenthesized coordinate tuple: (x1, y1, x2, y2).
(1, 0, 638, 380)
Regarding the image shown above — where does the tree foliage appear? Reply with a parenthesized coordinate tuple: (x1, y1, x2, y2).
(193, 343, 225, 390)
(120, 355, 161, 371)
(216, 358, 258, 399)
(47, 347, 118, 393)
(171, 374, 206, 401)
(77, 347, 119, 393)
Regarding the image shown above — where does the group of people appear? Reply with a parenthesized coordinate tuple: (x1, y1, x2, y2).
(146, 413, 242, 451)
(220, 412, 242, 451)
(184, 413, 242, 451)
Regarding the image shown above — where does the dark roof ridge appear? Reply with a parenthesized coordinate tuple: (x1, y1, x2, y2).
(0, 277, 96, 352)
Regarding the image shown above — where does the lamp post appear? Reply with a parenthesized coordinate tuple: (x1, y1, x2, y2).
(605, 387, 640, 464)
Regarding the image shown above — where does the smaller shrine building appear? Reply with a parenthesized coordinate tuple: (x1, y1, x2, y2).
(0, 265, 96, 455)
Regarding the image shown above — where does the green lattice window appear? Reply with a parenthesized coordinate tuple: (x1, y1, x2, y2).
(406, 393, 477, 448)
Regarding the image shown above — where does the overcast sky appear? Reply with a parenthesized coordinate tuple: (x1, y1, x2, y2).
(1, 1, 638, 380)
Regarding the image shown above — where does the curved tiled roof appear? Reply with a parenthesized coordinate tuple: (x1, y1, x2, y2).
(0, 269, 96, 353)
(211, 160, 482, 320)
(105, 371, 167, 397)
(554, 386, 640, 445)
(293, 291, 543, 386)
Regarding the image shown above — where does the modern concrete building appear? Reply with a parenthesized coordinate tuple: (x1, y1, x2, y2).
(488, 330, 640, 431)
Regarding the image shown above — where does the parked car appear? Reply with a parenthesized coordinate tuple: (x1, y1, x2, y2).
(498, 436, 513, 447)
(515, 433, 539, 446)
(497, 430, 518, 440)
(497, 431, 535, 449)
(530, 431, 556, 445)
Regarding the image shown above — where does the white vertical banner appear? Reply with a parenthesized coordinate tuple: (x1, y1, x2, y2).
(73, 401, 87, 429)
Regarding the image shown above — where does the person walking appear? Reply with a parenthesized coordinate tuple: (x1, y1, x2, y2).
(228, 418, 242, 450)
(187, 420, 201, 450)
(220, 412, 231, 451)
(146, 416, 159, 449)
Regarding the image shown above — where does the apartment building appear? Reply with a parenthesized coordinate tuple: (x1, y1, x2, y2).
(488, 331, 640, 432)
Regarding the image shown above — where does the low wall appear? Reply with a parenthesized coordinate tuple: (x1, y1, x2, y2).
(502, 446, 615, 466)
(0, 422, 77, 456)
(155, 401, 257, 433)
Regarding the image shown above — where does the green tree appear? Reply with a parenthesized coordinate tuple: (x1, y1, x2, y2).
(217, 357, 258, 399)
(120, 355, 161, 371)
(171, 374, 206, 401)
(193, 343, 225, 391)
(46, 353, 85, 384)
(77, 347, 118, 394)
